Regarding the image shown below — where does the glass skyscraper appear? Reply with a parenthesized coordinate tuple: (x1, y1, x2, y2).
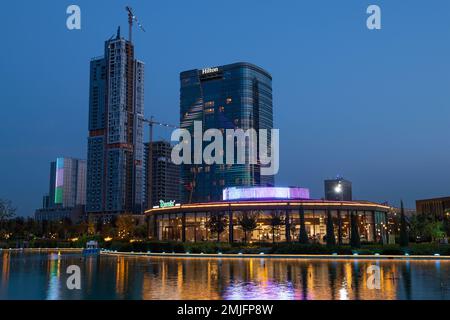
(86, 28, 144, 219)
(179, 62, 274, 203)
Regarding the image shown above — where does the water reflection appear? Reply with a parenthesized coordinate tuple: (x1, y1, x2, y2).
(46, 253, 61, 300)
(1, 252, 450, 300)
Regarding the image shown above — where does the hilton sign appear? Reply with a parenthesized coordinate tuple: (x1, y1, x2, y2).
(201, 67, 219, 75)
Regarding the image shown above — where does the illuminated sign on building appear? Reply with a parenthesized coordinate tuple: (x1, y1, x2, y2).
(201, 67, 219, 75)
(158, 200, 178, 208)
(54, 158, 64, 204)
(223, 187, 310, 201)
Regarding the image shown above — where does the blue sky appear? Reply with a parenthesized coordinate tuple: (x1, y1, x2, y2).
(1, 0, 450, 216)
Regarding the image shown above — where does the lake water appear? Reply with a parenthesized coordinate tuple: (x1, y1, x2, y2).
(1, 250, 449, 300)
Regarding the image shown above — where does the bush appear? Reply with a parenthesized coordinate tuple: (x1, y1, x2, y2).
(101, 240, 450, 256)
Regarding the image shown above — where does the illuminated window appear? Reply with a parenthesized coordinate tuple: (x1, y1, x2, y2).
(226, 97, 232, 104)
(205, 108, 214, 114)
(205, 101, 215, 107)
(218, 106, 225, 112)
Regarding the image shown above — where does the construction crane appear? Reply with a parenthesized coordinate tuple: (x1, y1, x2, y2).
(143, 117, 178, 210)
(125, 6, 146, 42)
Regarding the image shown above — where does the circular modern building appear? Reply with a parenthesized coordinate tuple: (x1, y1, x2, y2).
(145, 187, 390, 244)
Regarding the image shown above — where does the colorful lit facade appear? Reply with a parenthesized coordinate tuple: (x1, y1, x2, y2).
(35, 157, 86, 222)
(47, 157, 86, 208)
(223, 186, 310, 201)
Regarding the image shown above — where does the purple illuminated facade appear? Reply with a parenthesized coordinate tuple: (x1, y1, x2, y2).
(223, 187, 310, 201)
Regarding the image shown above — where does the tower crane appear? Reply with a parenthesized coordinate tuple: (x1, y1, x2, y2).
(126, 6, 146, 42)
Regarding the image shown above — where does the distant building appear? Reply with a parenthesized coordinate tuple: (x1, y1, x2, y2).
(47, 157, 86, 208)
(179, 62, 274, 203)
(35, 157, 86, 222)
(416, 196, 450, 219)
(35, 206, 84, 223)
(144, 141, 181, 209)
(86, 27, 145, 219)
(324, 177, 352, 201)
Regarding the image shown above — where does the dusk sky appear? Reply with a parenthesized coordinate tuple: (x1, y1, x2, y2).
(1, 0, 450, 216)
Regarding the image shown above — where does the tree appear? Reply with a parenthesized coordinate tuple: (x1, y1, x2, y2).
(399, 200, 409, 247)
(133, 224, 149, 239)
(298, 206, 309, 244)
(87, 219, 96, 236)
(237, 211, 259, 243)
(96, 218, 104, 234)
(409, 214, 427, 242)
(326, 209, 336, 246)
(269, 211, 283, 243)
(101, 221, 115, 239)
(207, 213, 227, 242)
(116, 214, 134, 239)
(444, 210, 450, 237)
(0, 199, 16, 229)
(424, 220, 445, 243)
(350, 211, 361, 248)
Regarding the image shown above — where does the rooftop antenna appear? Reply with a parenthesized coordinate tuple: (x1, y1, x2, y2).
(125, 6, 146, 43)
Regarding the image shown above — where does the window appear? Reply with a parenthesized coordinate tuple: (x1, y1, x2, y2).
(204, 101, 215, 107)
(226, 97, 232, 104)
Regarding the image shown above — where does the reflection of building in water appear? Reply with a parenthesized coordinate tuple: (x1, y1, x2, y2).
(115, 256, 129, 297)
(46, 253, 61, 300)
(141, 258, 223, 300)
(146, 188, 390, 244)
(1, 251, 10, 292)
(139, 258, 404, 300)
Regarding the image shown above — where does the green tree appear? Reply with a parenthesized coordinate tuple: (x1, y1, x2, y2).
(269, 211, 283, 243)
(350, 211, 361, 248)
(237, 211, 259, 243)
(298, 206, 309, 244)
(207, 213, 228, 242)
(424, 220, 445, 242)
(399, 200, 409, 247)
(326, 209, 336, 246)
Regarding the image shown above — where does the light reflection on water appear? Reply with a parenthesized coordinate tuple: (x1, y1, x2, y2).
(0, 251, 449, 300)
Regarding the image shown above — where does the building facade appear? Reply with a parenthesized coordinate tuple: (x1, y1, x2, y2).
(35, 157, 86, 222)
(179, 62, 274, 203)
(324, 177, 352, 201)
(416, 196, 450, 219)
(145, 187, 389, 244)
(44, 157, 86, 209)
(144, 141, 181, 209)
(35, 206, 84, 223)
(86, 28, 145, 219)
